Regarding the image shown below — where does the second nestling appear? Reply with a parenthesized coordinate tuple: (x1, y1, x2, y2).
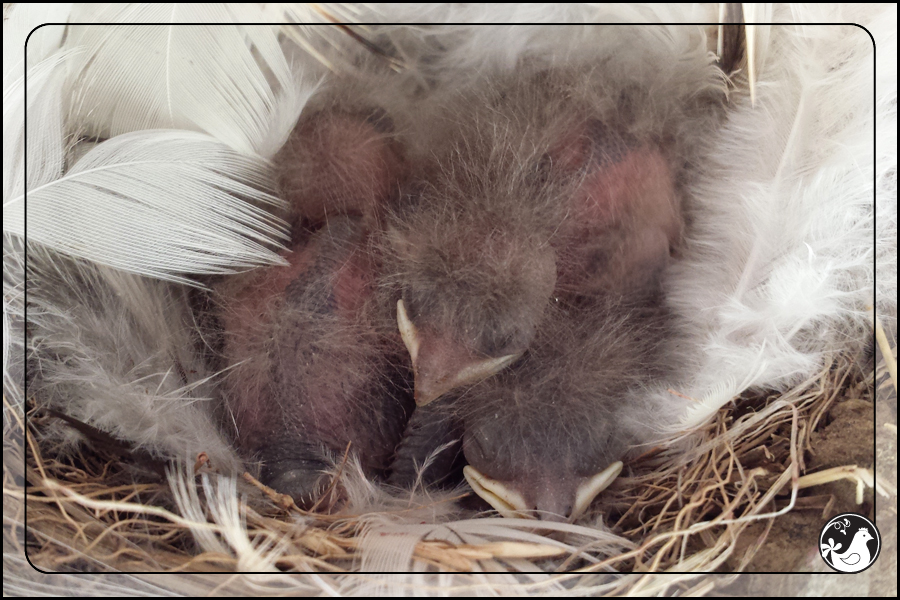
(384, 69, 689, 409)
(384, 67, 723, 519)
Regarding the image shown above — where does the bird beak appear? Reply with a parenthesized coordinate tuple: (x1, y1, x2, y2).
(397, 299, 521, 406)
(414, 353, 520, 406)
(571, 461, 623, 521)
(463, 465, 535, 519)
(397, 299, 420, 364)
(463, 461, 623, 522)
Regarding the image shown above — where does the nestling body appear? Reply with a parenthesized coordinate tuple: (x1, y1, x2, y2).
(384, 70, 686, 406)
(384, 66, 721, 514)
(460, 292, 676, 521)
(273, 93, 407, 229)
(216, 216, 413, 506)
(216, 102, 412, 506)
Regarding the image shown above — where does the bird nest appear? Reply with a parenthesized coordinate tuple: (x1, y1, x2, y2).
(4, 7, 895, 596)
(7, 344, 890, 593)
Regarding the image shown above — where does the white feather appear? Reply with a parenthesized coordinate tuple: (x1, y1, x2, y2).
(349, 5, 720, 95)
(3, 235, 26, 408)
(168, 467, 285, 571)
(670, 11, 888, 427)
(2, 4, 72, 76)
(27, 247, 243, 470)
(869, 6, 899, 323)
(4, 13, 74, 235)
(3, 6, 74, 409)
(25, 130, 291, 284)
(63, 5, 309, 156)
(742, 3, 773, 106)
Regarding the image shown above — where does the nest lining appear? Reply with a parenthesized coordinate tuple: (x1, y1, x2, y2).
(10, 348, 885, 588)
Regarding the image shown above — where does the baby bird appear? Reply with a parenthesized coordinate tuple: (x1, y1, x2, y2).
(215, 98, 415, 505)
(459, 292, 676, 522)
(215, 216, 413, 506)
(384, 70, 685, 406)
(273, 94, 407, 229)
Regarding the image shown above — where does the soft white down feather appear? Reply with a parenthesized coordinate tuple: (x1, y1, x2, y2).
(670, 8, 892, 427)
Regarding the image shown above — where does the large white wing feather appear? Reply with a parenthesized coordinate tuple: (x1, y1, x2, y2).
(64, 5, 309, 156)
(25, 130, 291, 284)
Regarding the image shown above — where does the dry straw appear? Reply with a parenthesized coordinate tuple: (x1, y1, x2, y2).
(7, 342, 888, 592)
